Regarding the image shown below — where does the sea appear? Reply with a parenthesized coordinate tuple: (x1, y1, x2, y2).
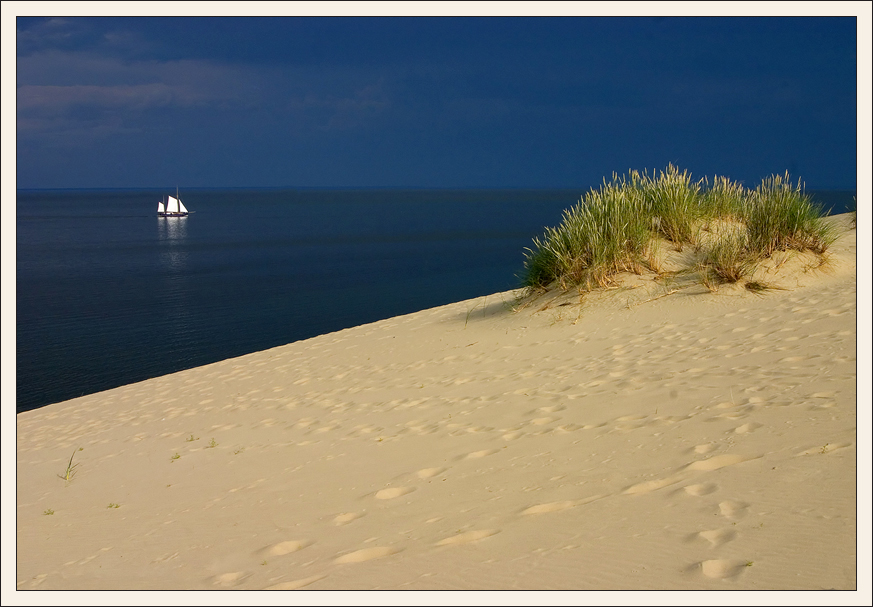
(15, 188, 855, 413)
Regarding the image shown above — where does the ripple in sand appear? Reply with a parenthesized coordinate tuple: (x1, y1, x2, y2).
(335, 546, 402, 564)
(529, 417, 557, 426)
(265, 575, 325, 590)
(436, 529, 499, 546)
(623, 475, 685, 495)
(688, 454, 759, 471)
(797, 442, 852, 456)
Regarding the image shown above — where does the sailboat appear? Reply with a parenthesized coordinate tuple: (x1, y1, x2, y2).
(157, 187, 190, 217)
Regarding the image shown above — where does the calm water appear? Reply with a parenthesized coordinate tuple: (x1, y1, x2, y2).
(16, 188, 582, 412)
(15, 188, 855, 413)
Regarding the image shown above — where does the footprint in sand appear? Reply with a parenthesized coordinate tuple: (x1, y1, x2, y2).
(375, 487, 415, 500)
(683, 483, 718, 497)
(616, 414, 648, 422)
(521, 501, 576, 515)
(713, 411, 748, 420)
(210, 571, 251, 587)
(416, 467, 445, 479)
(699, 559, 750, 579)
(334, 512, 364, 525)
(695, 528, 737, 548)
(263, 540, 311, 556)
(732, 422, 762, 435)
(529, 417, 558, 426)
(693, 444, 718, 455)
(436, 529, 499, 546)
(265, 575, 325, 590)
(334, 546, 402, 564)
(718, 500, 750, 520)
(519, 495, 603, 515)
(464, 449, 499, 459)
(780, 356, 808, 363)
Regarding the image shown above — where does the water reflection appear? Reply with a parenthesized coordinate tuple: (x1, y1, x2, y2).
(157, 216, 188, 272)
(156, 216, 193, 351)
(157, 215, 188, 241)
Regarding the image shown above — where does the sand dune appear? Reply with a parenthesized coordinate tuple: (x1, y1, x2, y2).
(13, 215, 862, 593)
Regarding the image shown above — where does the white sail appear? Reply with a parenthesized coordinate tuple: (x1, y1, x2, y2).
(167, 195, 180, 214)
(178, 198, 189, 214)
(158, 201, 165, 214)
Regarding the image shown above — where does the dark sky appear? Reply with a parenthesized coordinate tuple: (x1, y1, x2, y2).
(12, 14, 860, 189)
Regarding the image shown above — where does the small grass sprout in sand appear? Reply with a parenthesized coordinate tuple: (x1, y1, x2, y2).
(207, 438, 218, 448)
(170, 452, 180, 462)
(57, 449, 81, 482)
(107, 503, 120, 509)
(744, 280, 780, 295)
(185, 434, 199, 442)
(465, 297, 486, 328)
(43, 508, 54, 516)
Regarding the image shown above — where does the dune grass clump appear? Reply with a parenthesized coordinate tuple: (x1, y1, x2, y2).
(523, 172, 651, 290)
(698, 230, 759, 290)
(522, 166, 837, 294)
(744, 172, 836, 257)
(642, 164, 702, 247)
(700, 175, 747, 221)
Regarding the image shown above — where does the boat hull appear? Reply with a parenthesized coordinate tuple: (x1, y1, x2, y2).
(158, 212, 189, 217)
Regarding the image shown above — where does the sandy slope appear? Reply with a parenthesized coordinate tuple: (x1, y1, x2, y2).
(14, 216, 861, 592)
